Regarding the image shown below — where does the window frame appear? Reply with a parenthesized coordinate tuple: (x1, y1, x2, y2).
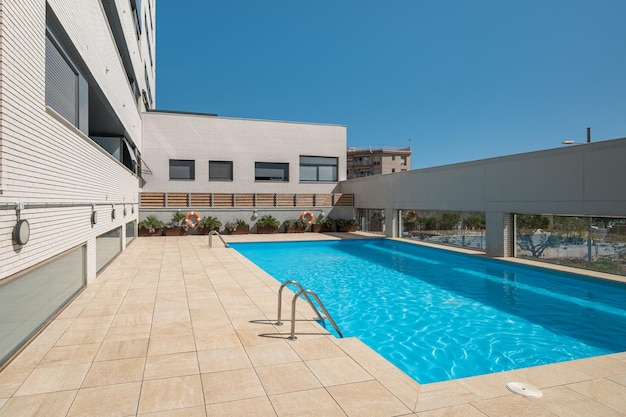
(209, 160, 233, 182)
(169, 159, 195, 180)
(255, 162, 289, 182)
(299, 156, 338, 182)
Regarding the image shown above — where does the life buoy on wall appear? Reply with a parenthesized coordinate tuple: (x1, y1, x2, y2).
(185, 211, 201, 228)
(404, 210, 418, 223)
(300, 211, 315, 224)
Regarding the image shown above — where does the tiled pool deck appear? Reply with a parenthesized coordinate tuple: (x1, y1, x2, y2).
(1, 233, 626, 416)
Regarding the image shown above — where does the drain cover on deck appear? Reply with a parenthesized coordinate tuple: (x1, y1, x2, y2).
(506, 382, 543, 398)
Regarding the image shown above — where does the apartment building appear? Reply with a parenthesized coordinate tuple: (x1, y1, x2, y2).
(0, 0, 154, 366)
(347, 146, 411, 178)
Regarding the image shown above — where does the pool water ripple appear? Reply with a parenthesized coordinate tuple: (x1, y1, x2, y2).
(232, 239, 626, 383)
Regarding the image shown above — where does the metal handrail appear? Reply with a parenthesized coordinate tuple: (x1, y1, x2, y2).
(208, 230, 228, 248)
(276, 281, 324, 326)
(289, 289, 343, 340)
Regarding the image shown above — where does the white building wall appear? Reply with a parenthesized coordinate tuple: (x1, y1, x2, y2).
(141, 111, 347, 194)
(0, 0, 148, 281)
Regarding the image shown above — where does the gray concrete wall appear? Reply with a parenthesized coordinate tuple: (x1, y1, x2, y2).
(339, 138, 626, 255)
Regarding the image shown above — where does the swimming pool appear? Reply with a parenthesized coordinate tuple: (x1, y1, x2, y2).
(231, 239, 626, 384)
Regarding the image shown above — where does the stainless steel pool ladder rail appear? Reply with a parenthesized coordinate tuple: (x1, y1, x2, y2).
(275, 280, 343, 340)
(208, 230, 228, 248)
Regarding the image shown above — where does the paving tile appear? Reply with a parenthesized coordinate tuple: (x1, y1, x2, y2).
(371, 366, 421, 411)
(138, 375, 204, 414)
(565, 355, 626, 378)
(0, 390, 76, 417)
(269, 388, 347, 417)
(143, 351, 199, 380)
(67, 382, 141, 417)
(510, 362, 593, 388)
(82, 357, 145, 387)
(415, 403, 488, 417)
(531, 386, 623, 417)
(147, 335, 196, 356)
(414, 381, 479, 413)
(305, 356, 373, 387)
(567, 378, 626, 413)
(138, 406, 207, 417)
(96, 338, 149, 361)
(472, 395, 557, 417)
(456, 371, 517, 400)
(197, 346, 251, 373)
(15, 363, 90, 396)
(206, 397, 277, 417)
(244, 341, 302, 367)
(201, 368, 266, 404)
(256, 362, 322, 395)
(327, 380, 411, 417)
(39, 343, 100, 367)
(289, 335, 346, 361)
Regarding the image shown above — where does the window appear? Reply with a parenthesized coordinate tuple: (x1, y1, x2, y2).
(169, 159, 195, 180)
(209, 160, 233, 181)
(299, 156, 338, 182)
(255, 162, 289, 182)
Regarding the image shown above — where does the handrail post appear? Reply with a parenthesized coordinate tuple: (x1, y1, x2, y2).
(208, 230, 228, 248)
(276, 280, 323, 325)
(289, 289, 343, 340)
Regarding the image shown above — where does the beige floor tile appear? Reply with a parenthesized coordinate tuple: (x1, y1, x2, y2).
(0, 370, 31, 397)
(206, 397, 277, 417)
(55, 327, 109, 346)
(256, 362, 322, 395)
(416, 403, 488, 417)
(201, 368, 266, 404)
(138, 405, 207, 417)
(138, 375, 204, 414)
(414, 381, 479, 413)
(147, 335, 196, 356)
(82, 357, 145, 387)
(67, 382, 141, 417)
(472, 395, 557, 417)
(0, 346, 47, 373)
(371, 366, 421, 411)
(510, 362, 593, 388)
(456, 371, 517, 400)
(0, 390, 76, 417)
(245, 341, 301, 367)
(566, 355, 626, 378)
(531, 386, 623, 417)
(194, 331, 242, 350)
(39, 343, 100, 367)
(96, 338, 149, 361)
(110, 311, 153, 327)
(15, 363, 90, 396)
(305, 356, 373, 387)
(327, 380, 411, 417)
(103, 323, 151, 341)
(289, 335, 346, 361)
(269, 388, 347, 417)
(197, 346, 251, 373)
(567, 378, 626, 413)
(144, 352, 199, 380)
(150, 322, 194, 338)
(332, 337, 396, 374)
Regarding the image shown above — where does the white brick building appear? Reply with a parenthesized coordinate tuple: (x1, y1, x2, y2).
(0, 0, 154, 366)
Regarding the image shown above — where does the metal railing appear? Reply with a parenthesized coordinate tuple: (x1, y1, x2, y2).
(208, 230, 228, 248)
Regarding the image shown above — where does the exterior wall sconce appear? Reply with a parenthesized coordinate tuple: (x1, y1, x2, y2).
(319, 210, 327, 219)
(251, 209, 259, 220)
(131, 205, 135, 214)
(91, 203, 98, 225)
(14, 201, 30, 245)
(123, 205, 127, 217)
(111, 204, 116, 220)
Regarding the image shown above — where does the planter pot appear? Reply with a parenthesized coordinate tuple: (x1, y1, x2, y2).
(312, 224, 333, 232)
(228, 225, 249, 235)
(338, 225, 358, 232)
(257, 226, 279, 234)
(285, 226, 306, 233)
(165, 226, 187, 236)
(138, 228, 163, 237)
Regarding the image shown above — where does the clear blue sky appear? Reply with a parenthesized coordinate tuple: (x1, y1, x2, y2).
(156, 0, 626, 168)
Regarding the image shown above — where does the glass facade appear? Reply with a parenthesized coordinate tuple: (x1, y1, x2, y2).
(96, 227, 122, 273)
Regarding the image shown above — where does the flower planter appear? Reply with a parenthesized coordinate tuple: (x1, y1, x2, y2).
(165, 226, 187, 236)
(228, 225, 249, 235)
(196, 227, 218, 235)
(257, 226, 278, 234)
(285, 226, 306, 233)
(338, 225, 358, 232)
(138, 228, 163, 237)
(312, 224, 333, 233)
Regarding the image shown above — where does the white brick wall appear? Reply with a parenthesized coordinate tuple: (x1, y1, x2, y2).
(142, 111, 347, 194)
(0, 0, 148, 281)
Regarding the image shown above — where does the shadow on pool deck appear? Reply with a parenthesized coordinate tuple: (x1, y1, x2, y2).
(1, 233, 625, 416)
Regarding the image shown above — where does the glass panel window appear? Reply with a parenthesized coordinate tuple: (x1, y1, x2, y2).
(299, 156, 338, 182)
(169, 159, 195, 180)
(209, 161, 233, 181)
(255, 162, 289, 182)
(96, 227, 122, 273)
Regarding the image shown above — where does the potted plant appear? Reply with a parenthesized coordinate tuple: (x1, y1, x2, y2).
(138, 215, 164, 236)
(282, 218, 307, 233)
(337, 218, 359, 232)
(256, 214, 280, 234)
(196, 216, 222, 235)
(165, 211, 188, 236)
(312, 217, 334, 233)
(225, 219, 249, 235)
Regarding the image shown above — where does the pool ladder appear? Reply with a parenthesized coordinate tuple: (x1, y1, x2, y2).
(275, 280, 343, 340)
(208, 230, 228, 248)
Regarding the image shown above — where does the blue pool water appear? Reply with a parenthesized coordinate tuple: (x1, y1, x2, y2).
(231, 239, 626, 384)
